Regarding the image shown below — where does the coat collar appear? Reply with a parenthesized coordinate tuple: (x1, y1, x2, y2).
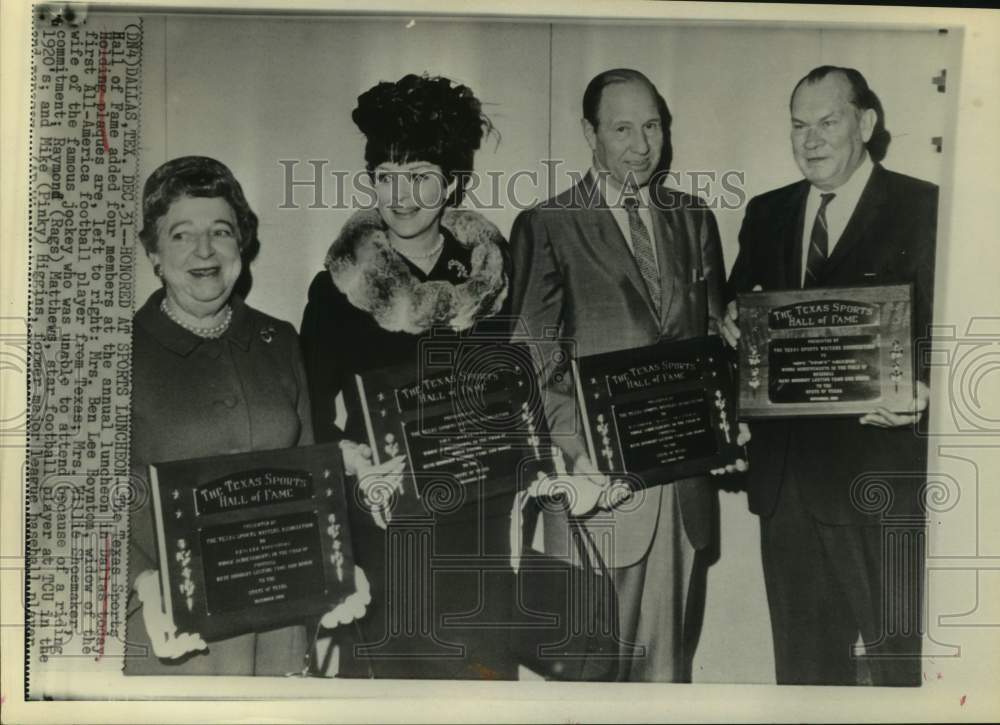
(784, 163, 891, 286)
(135, 288, 254, 356)
(325, 208, 509, 334)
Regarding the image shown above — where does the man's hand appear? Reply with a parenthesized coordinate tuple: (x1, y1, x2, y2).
(319, 566, 371, 629)
(135, 569, 208, 660)
(860, 380, 929, 428)
(710, 423, 751, 475)
(528, 450, 630, 515)
(721, 285, 763, 349)
(720, 300, 741, 349)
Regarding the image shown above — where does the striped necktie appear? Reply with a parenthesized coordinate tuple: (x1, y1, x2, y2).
(804, 192, 836, 288)
(624, 197, 661, 314)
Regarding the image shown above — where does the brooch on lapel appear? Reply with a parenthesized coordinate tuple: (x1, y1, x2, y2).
(447, 259, 470, 279)
(260, 325, 276, 344)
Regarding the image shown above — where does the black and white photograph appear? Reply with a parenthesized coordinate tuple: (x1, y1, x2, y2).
(2, 0, 999, 722)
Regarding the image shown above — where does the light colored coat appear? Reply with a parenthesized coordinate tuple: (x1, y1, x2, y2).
(509, 173, 725, 568)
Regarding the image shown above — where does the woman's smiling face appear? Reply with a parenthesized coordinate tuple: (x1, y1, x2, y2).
(150, 195, 242, 316)
(373, 161, 454, 244)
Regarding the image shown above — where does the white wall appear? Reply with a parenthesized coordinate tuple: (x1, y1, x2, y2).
(136, 14, 958, 684)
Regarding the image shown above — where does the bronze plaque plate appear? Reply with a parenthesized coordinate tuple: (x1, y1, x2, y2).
(737, 284, 914, 418)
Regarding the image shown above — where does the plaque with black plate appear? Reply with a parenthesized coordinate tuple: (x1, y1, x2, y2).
(353, 338, 558, 516)
(737, 284, 914, 417)
(574, 335, 742, 488)
(149, 442, 355, 641)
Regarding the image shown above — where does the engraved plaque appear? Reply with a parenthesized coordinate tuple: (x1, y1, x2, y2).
(575, 336, 741, 487)
(353, 338, 557, 516)
(149, 443, 355, 641)
(738, 285, 914, 417)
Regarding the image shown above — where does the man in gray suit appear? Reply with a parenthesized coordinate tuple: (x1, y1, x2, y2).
(510, 68, 734, 681)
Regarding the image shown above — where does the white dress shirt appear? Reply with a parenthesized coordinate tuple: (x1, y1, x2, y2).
(800, 153, 874, 286)
(590, 167, 659, 269)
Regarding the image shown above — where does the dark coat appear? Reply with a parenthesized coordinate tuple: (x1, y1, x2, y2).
(299, 209, 513, 679)
(726, 164, 938, 523)
(508, 173, 725, 565)
(302, 233, 496, 442)
(126, 289, 313, 676)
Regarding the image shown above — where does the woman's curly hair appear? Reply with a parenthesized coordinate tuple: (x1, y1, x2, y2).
(352, 74, 495, 205)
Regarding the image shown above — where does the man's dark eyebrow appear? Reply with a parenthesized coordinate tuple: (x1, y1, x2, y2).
(790, 111, 838, 125)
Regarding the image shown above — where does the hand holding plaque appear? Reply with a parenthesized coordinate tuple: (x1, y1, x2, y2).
(525, 451, 627, 516)
(737, 285, 915, 417)
(339, 439, 406, 529)
(574, 336, 743, 490)
(352, 337, 558, 519)
(135, 570, 208, 660)
(148, 442, 360, 642)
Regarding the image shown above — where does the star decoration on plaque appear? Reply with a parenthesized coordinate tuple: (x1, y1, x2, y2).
(171, 489, 179, 500)
(325, 488, 333, 497)
(323, 469, 331, 479)
(377, 392, 386, 402)
(175, 510, 183, 519)
(380, 409, 387, 418)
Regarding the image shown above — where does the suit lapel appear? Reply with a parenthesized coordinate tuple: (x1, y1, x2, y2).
(574, 174, 659, 320)
(783, 182, 809, 289)
(821, 164, 889, 281)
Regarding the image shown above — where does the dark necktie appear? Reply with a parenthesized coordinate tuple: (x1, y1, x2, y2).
(624, 197, 661, 314)
(804, 192, 836, 288)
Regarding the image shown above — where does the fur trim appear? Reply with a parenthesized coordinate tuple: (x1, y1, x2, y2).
(325, 208, 509, 334)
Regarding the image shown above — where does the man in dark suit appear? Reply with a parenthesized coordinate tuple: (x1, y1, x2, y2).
(722, 66, 937, 686)
(510, 68, 734, 681)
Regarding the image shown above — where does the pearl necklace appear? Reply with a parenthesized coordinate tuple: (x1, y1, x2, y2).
(161, 298, 233, 339)
(393, 233, 444, 261)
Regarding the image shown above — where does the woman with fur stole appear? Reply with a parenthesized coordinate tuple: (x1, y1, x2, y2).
(300, 74, 516, 679)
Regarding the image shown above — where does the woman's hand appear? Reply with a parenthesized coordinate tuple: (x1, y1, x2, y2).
(339, 440, 405, 529)
(339, 439, 374, 478)
(319, 566, 371, 629)
(135, 569, 208, 660)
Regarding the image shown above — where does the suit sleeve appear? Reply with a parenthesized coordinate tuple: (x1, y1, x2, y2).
(698, 201, 726, 336)
(913, 184, 939, 385)
(508, 209, 588, 464)
(725, 196, 759, 301)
